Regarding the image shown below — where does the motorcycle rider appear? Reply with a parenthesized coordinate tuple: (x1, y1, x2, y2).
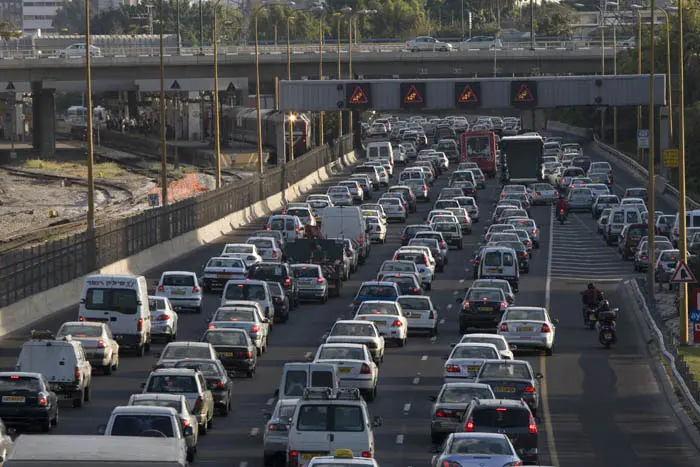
(555, 195, 568, 218)
(581, 283, 603, 323)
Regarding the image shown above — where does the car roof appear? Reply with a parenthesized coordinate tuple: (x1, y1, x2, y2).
(112, 405, 179, 415)
(61, 321, 103, 328)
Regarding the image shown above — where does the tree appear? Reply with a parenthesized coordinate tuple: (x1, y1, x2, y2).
(0, 20, 21, 40)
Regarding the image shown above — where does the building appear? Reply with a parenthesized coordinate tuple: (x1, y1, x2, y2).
(0, 0, 23, 34)
(21, 0, 62, 34)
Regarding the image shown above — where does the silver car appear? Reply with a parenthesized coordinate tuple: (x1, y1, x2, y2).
(528, 183, 557, 205)
(407, 36, 453, 52)
(429, 382, 495, 443)
(291, 264, 329, 302)
(56, 321, 120, 374)
(263, 399, 298, 466)
(148, 295, 179, 342)
(507, 218, 539, 248)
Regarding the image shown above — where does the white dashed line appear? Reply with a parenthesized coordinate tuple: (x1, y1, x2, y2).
(459, 279, 465, 283)
(403, 403, 412, 413)
(439, 318, 446, 324)
(304, 351, 313, 360)
(413, 377, 420, 385)
(239, 462, 248, 467)
(430, 335, 438, 344)
(396, 434, 405, 444)
(266, 398, 275, 406)
(421, 355, 428, 361)
(446, 304, 453, 310)
(250, 427, 259, 436)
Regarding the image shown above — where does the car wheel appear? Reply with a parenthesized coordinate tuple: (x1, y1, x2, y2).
(52, 407, 59, 427)
(187, 449, 196, 462)
(84, 385, 91, 402)
(247, 367, 256, 378)
(545, 347, 553, 356)
(41, 416, 51, 433)
(431, 431, 443, 444)
(104, 362, 113, 375)
(366, 385, 377, 402)
(73, 389, 84, 408)
(200, 421, 207, 436)
(207, 413, 214, 429)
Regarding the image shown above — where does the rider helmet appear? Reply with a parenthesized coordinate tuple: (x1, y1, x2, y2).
(587, 283, 595, 290)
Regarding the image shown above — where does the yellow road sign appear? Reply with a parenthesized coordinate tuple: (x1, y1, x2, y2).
(663, 148, 679, 168)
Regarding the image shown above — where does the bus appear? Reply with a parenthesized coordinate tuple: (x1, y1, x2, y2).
(460, 130, 497, 177)
(499, 134, 544, 185)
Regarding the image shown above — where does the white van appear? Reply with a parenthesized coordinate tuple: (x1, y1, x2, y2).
(605, 207, 642, 245)
(287, 387, 382, 467)
(477, 246, 519, 292)
(671, 209, 700, 246)
(78, 274, 152, 356)
(366, 141, 394, 166)
(5, 435, 187, 467)
(275, 362, 340, 400)
(321, 206, 371, 263)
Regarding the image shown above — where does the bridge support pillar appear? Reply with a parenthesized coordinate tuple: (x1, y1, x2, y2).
(31, 85, 56, 159)
(127, 91, 138, 120)
(352, 112, 362, 157)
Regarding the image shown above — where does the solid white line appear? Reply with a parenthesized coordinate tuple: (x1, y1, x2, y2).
(396, 434, 405, 444)
(413, 377, 420, 385)
(403, 403, 412, 413)
(266, 398, 275, 406)
(250, 427, 259, 436)
(421, 355, 428, 361)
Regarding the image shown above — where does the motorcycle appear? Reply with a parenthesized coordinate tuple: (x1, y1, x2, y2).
(557, 208, 567, 225)
(582, 306, 597, 329)
(597, 309, 619, 348)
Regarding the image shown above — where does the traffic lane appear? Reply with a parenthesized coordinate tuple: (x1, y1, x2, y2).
(547, 280, 699, 467)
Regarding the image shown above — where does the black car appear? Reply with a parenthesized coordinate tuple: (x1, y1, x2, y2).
(266, 281, 290, 323)
(174, 358, 234, 416)
(460, 398, 539, 464)
(200, 328, 257, 378)
(495, 241, 530, 273)
(455, 181, 477, 199)
(247, 262, 299, 308)
(401, 224, 432, 246)
(381, 273, 422, 295)
(456, 287, 507, 333)
(471, 247, 485, 279)
(0, 372, 58, 432)
(432, 222, 463, 249)
(388, 186, 417, 213)
(572, 156, 591, 173)
(408, 238, 445, 271)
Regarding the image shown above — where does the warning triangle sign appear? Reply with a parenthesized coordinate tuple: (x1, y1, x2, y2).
(670, 262, 697, 283)
(5, 81, 15, 91)
(403, 84, 424, 104)
(226, 82, 236, 93)
(515, 83, 535, 102)
(458, 84, 478, 103)
(349, 85, 369, 104)
(170, 80, 181, 90)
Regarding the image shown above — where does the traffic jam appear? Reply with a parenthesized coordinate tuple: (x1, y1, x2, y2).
(0, 114, 689, 467)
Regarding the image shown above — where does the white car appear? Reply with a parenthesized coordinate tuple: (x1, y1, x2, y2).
(306, 194, 334, 212)
(220, 243, 263, 268)
(585, 183, 610, 198)
(407, 36, 453, 52)
(456, 333, 514, 360)
(367, 123, 388, 137)
(313, 343, 379, 401)
(354, 300, 408, 347)
(360, 203, 388, 225)
(458, 36, 503, 50)
(148, 295, 179, 342)
(366, 215, 387, 243)
(443, 343, 502, 381)
(155, 342, 218, 368)
(396, 246, 437, 277)
(327, 185, 353, 206)
(209, 305, 270, 354)
(59, 43, 101, 58)
(246, 237, 283, 262)
(155, 271, 203, 313)
(56, 321, 120, 374)
(364, 163, 390, 186)
(497, 306, 558, 356)
(397, 295, 438, 336)
(339, 180, 364, 203)
(378, 197, 407, 222)
(325, 320, 385, 364)
(201, 256, 248, 291)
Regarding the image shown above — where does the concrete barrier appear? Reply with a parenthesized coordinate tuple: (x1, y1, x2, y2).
(0, 149, 357, 337)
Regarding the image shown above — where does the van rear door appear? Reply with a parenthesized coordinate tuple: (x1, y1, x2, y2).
(80, 280, 141, 336)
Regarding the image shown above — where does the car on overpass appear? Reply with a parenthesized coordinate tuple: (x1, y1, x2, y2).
(406, 36, 453, 52)
(458, 36, 503, 50)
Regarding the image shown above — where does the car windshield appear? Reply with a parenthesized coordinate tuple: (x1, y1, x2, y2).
(479, 362, 531, 379)
(382, 262, 415, 272)
(0, 376, 41, 392)
(146, 375, 198, 393)
(57, 325, 102, 338)
(173, 361, 220, 377)
(149, 297, 168, 311)
(249, 265, 286, 280)
(467, 289, 503, 301)
(357, 302, 399, 315)
(440, 386, 494, 403)
(462, 337, 507, 350)
(452, 346, 499, 359)
(448, 437, 512, 455)
(207, 258, 244, 269)
(482, 252, 502, 267)
(294, 266, 321, 278)
(358, 285, 398, 298)
(161, 346, 211, 360)
(202, 330, 249, 346)
(213, 309, 255, 322)
(131, 399, 181, 411)
(318, 347, 365, 360)
(297, 405, 364, 432)
(247, 238, 273, 248)
(110, 415, 175, 437)
(330, 323, 376, 337)
(397, 297, 431, 310)
(504, 309, 546, 321)
(225, 284, 266, 300)
(223, 245, 252, 254)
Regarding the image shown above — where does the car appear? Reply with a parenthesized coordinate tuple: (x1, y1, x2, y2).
(141, 367, 215, 434)
(339, 180, 365, 204)
(379, 272, 423, 296)
(393, 248, 435, 288)
(251, 229, 287, 252)
(454, 196, 479, 222)
(378, 196, 407, 222)
(457, 287, 508, 334)
(155, 342, 219, 368)
(155, 271, 203, 314)
(0, 372, 58, 432)
(263, 398, 299, 466)
(128, 393, 199, 461)
(597, 212, 610, 234)
(443, 343, 501, 381)
(314, 343, 379, 401)
(326, 185, 354, 206)
(349, 174, 373, 200)
(56, 321, 120, 374)
(428, 382, 495, 443)
(475, 360, 542, 416)
(290, 263, 329, 303)
(59, 43, 101, 58)
(376, 260, 421, 281)
(366, 215, 387, 243)
(528, 183, 557, 205)
(592, 194, 620, 218)
(468, 279, 515, 305)
(306, 194, 334, 214)
(655, 249, 683, 283)
(266, 281, 290, 323)
(387, 185, 417, 212)
(397, 295, 438, 336)
(506, 218, 540, 248)
(458, 35, 503, 50)
(246, 237, 284, 262)
(512, 229, 534, 255)
(586, 183, 610, 198)
(220, 243, 263, 268)
(459, 399, 539, 464)
(404, 177, 430, 201)
(618, 223, 649, 260)
(497, 306, 558, 356)
(407, 36, 453, 52)
(566, 187, 594, 212)
(266, 215, 306, 243)
(455, 333, 515, 360)
(410, 235, 447, 269)
(431, 432, 521, 467)
(208, 305, 270, 355)
(484, 223, 516, 242)
(201, 256, 248, 292)
(247, 262, 300, 309)
(433, 222, 464, 248)
(401, 224, 431, 247)
(493, 240, 530, 273)
(624, 187, 649, 203)
(173, 358, 233, 416)
(221, 279, 275, 321)
(354, 300, 408, 347)
(634, 238, 674, 271)
(308, 449, 380, 465)
(325, 320, 385, 364)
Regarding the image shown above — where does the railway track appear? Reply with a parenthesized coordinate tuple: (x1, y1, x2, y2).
(0, 165, 136, 252)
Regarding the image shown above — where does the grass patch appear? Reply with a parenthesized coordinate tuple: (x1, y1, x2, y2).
(678, 346, 700, 385)
(22, 159, 125, 178)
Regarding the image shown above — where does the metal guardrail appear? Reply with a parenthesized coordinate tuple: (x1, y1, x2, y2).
(0, 40, 611, 60)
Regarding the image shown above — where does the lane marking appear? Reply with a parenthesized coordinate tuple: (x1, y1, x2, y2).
(440, 318, 446, 324)
(239, 462, 248, 467)
(542, 205, 560, 467)
(304, 351, 313, 360)
(265, 398, 275, 406)
(396, 434, 405, 444)
(459, 278, 465, 283)
(250, 427, 259, 436)
(413, 377, 420, 385)
(421, 355, 428, 361)
(403, 402, 412, 413)
(430, 335, 437, 344)
(446, 304, 453, 310)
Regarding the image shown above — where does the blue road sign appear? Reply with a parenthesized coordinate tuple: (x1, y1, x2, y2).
(690, 310, 700, 322)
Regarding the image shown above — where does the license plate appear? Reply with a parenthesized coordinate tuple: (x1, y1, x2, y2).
(478, 307, 492, 311)
(407, 313, 423, 319)
(2, 396, 25, 403)
(496, 386, 516, 393)
(604, 332, 612, 339)
(219, 352, 233, 357)
(372, 320, 386, 326)
(467, 365, 480, 373)
(216, 274, 230, 278)
(171, 290, 186, 296)
(487, 268, 501, 273)
(301, 453, 325, 460)
(338, 367, 351, 374)
(589, 314, 597, 321)
(519, 327, 533, 332)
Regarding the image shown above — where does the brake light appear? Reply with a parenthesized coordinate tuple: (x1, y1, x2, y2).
(96, 339, 105, 349)
(360, 363, 372, 374)
(445, 364, 460, 373)
(283, 277, 292, 287)
(193, 286, 200, 293)
(216, 381, 224, 389)
(74, 367, 81, 379)
(182, 418, 191, 427)
(535, 192, 540, 195)
(440, 241, 446, 248)
(295, 227, 300, 233)
(317, 277, 325, 283)
(79, 316, 84, 321)
(157, 285, 164, 292)
(272, 251, 278, 258)
(541, 323, 551, 333)
(359, 235, 365, 244)
(429, 310, 435, 319)
(528, 416, 538, 434)
(209, 324, 216, 329)
(308, 216, 313, 223)
(251, 325, 260, 333)
(266, 226, 271, 231)
(524, 385, 536, 393)
(137, 317, 143, 332)
(463, 300, 470, 308)
(193, 397, 203, 412)
(412, 287, 419, 293)
(500, 301, 507, 309)
(268, 423, 288, 432)
(465, 417, 475, 431)
(392, 319, 403, 327)
(361, 452, 372, 458)
(423, 185, 428, 191)
(499, 322, 508, 332)
(38, 396, 47, 406)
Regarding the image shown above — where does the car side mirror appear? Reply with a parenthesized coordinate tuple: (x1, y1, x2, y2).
(506, 296, 514, 304)
(98, 424, 107, 435)
(183, 426, 194, 437)
(274, 388, 280, 397)
(371, 416, 383, 428)
(536, 372, 544, 380)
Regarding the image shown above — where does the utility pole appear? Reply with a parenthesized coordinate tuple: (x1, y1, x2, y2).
(530, 0, 535, 50)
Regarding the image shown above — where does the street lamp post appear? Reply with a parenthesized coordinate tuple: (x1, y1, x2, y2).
(677, 1, 690, 344)
(318, 11, 325, 146)
(607, 2, 619, 147)
(661, 8, 674, 145)
(212, 0, 223, 187)
(255, 14, 264, 174)
(286, 16, 294, 81)
(335, 13, 342, 137)
(632, 4, 643, 161)
(288, 113, 296, 162)
(84, 0, 95, 231)
(159, 1, 169, 203)
(647, 0, 657, 300)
